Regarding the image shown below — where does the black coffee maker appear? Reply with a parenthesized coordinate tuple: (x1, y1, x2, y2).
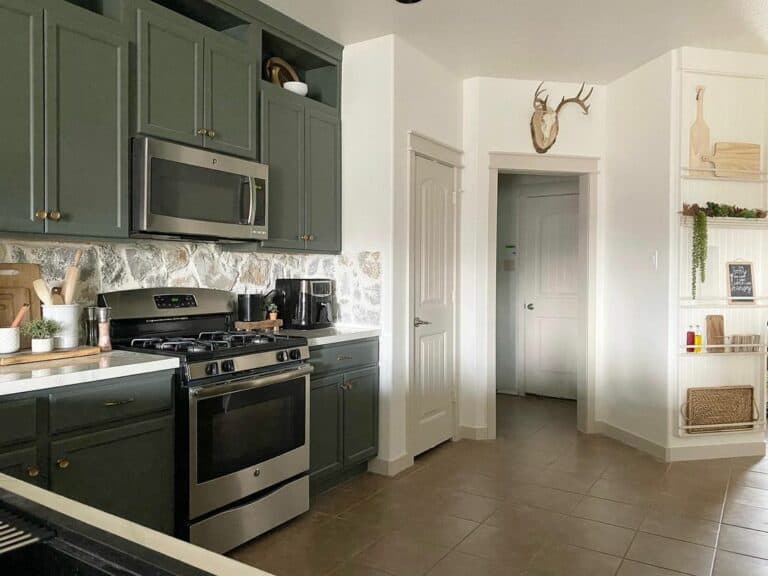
(274, 279, 335, 329)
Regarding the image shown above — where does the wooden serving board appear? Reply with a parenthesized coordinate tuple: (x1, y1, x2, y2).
(0, 346, 100, 366)
(702, 142, 761, 179)
(235, 319, 283, 331)
(706, 315, 724, 353)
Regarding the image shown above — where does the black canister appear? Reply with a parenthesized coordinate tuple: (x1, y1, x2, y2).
(237, 294, 266, 322)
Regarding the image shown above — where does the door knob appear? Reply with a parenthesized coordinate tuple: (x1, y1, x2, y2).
(414, 317, 432, 327)
(526, 303, 535, 310)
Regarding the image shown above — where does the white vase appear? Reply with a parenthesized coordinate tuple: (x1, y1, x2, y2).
(0, 327, 20, 354)
(42, 304, 81, 349)
(31, 338, 54, 353)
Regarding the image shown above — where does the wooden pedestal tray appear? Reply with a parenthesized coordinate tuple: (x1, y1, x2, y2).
(0, 346, 100, 366)
(234, 319, 283, 332)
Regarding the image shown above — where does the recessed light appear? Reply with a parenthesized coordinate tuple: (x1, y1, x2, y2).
(396, 0, 422, 4)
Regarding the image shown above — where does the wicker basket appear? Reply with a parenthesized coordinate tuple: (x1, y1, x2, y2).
(683, 386, 758, 434)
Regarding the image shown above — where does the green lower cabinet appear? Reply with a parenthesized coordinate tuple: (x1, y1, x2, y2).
(310, 376, 344, 484)
(342, 367, 379, 467)
(0, 446, 41, 486)
(50, 416, 174, 534)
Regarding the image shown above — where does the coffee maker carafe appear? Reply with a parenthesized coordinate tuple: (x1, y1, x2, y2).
(275, 279, 335, 329)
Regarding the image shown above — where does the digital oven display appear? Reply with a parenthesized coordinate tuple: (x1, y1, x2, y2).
(154, 294, 197, 309)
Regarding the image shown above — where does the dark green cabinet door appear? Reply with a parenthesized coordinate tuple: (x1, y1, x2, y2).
(0, 0, 44, 234)
(305, 106, 341, 253)
(0, 446, 41, 486)
(204, 33, 258, 158)
(137, 6, 203, 147)
(342, 367, 379, 467)
(50, 416, 174, 534)
(261, 83, 306, 250)
(310, 376, 344, 483)
(44, 5, 129, 238)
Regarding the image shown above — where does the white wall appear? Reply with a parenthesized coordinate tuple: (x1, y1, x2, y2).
(601, 52, 675, 448)
(343, 35, 462, 470)
(461, 78, 607, 435)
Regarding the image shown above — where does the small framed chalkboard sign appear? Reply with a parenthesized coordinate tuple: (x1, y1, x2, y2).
(727, 261, 755, 303)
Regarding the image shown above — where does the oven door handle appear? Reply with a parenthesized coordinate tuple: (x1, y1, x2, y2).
(189, 364, 313, 400)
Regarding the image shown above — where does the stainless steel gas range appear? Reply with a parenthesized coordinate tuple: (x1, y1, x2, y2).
(98, 288, 311, 553)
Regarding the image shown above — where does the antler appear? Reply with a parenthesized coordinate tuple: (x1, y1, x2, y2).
(533, 82, 549, 110)
(556, 82, 594, 114)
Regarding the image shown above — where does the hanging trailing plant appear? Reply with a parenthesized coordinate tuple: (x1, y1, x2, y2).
(691, 211, 707, 299)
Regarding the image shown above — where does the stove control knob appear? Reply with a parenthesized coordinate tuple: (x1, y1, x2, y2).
(206, 362, 219, 376)
(289, 349, 302, 360)
(276, 351, 289, 363)
(221, 360, 235, 373)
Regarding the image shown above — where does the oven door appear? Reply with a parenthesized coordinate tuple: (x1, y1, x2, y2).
(188, 364, 311, 520)
(133, 137, 268, 241)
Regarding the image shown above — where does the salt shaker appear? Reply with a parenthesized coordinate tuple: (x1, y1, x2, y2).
(97, 307, 112, 352)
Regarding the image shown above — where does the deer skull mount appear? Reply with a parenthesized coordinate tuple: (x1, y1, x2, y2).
(530, 82, 594, 153)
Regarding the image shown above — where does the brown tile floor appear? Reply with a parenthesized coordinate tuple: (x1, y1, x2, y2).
(230, 395, 768, 576)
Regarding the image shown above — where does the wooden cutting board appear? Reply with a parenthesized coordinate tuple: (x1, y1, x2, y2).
(0, 287, 33, 348)
(702, 142, 761, 180)
(0, 346, 99, 366)
(706, 315, 724, 353)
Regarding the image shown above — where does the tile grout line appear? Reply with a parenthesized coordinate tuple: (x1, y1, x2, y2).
(708, 468, 732, 576)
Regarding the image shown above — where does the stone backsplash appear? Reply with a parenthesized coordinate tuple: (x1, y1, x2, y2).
(0, 238, 382, 326)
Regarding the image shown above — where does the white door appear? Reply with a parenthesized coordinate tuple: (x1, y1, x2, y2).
(411, 155, 455, 456)
(522, 190, 579, 399)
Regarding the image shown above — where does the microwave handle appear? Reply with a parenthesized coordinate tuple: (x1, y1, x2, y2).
(247, 177, 257, 225)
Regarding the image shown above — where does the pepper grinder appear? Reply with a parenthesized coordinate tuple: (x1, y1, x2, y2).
(84, 307, 100, 347)
(97, 307, 112, 352)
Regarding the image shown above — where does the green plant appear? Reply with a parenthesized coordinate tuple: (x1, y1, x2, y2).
(691, 211, 708, 299)
(266, 303, 279, 313)
(20, 319, 61, 340)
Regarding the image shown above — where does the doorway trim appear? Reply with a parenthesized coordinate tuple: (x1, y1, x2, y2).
(488, 152, 600, 438)
(407, 131, 463, 458)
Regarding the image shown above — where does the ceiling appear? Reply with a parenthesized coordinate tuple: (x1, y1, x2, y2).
(259, 0, 768, 83)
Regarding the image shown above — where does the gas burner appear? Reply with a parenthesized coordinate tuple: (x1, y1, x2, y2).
(158, 340, 209, 353)
(130, 337, 164, 349)
(198, 331, 229, 341)
(198, 330, 275, 347)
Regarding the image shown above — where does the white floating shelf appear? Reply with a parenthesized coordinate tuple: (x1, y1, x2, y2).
(679, 215, 768, 229)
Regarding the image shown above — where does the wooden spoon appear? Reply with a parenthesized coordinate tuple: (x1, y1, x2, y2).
(33, 279, 54, 306)
(61, 249, 82, 305)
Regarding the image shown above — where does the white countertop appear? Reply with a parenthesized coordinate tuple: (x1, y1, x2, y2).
(281, 325, 380, 347)
(0, 474, 272, 576)
(0, 350, 179, 397)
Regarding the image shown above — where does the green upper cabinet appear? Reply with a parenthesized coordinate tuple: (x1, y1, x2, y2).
(44, 3, 129, 237)
(305, 106, 341, 253)
(0, 0, 44, 234)
(137, 6, 204, 147)
(136, 2, 258, 159)
(260, 83, 341, 253)
(204, 32, 258, 157)
(261, 81, 305, 251)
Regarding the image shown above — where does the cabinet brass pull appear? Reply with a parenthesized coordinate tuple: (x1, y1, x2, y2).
(207, 129, 216, 139)
(26, 465, 39, 478)
(196, 128, 209, 136)
(337, 355, 353, 361)
(48, 209, 62, 221)
(56, 458, 70, 470)
(103, 398, 135, 407)
(35, 209, 48, 221)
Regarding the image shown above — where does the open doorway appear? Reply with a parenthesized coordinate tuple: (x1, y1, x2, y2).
(496, 174, 581, 401)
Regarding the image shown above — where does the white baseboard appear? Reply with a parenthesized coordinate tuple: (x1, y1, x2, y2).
(367, 452, 414, 477)
(458, 425, 489, 440)
(665, 441, 766, 462)
(592, 421, 667, 461)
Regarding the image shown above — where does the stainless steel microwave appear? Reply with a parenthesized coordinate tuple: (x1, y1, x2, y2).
(132, 137, 268, 241)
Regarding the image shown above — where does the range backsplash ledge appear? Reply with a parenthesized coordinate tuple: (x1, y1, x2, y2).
(0, 238, 381, 327)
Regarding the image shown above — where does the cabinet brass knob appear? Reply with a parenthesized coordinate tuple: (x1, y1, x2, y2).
(298, 234, 310, 241)
(35, 209, 48, 221)
(307, 234, 314, 241)
(196, 128, 209, 136)
(49, 209, 62, 221)
(207, 129, 216, 139)
(56, 458, 70, 470)
(27, 465, 40, 478)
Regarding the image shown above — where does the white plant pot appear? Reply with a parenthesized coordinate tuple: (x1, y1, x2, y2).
(42, 304, 81, 349)
(31, 338, 54, 353)
(0, 327, 20, 354)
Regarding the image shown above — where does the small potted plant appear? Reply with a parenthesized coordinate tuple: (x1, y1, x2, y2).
(267, 303, 279, 321)
(21, 319, 61, 353)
